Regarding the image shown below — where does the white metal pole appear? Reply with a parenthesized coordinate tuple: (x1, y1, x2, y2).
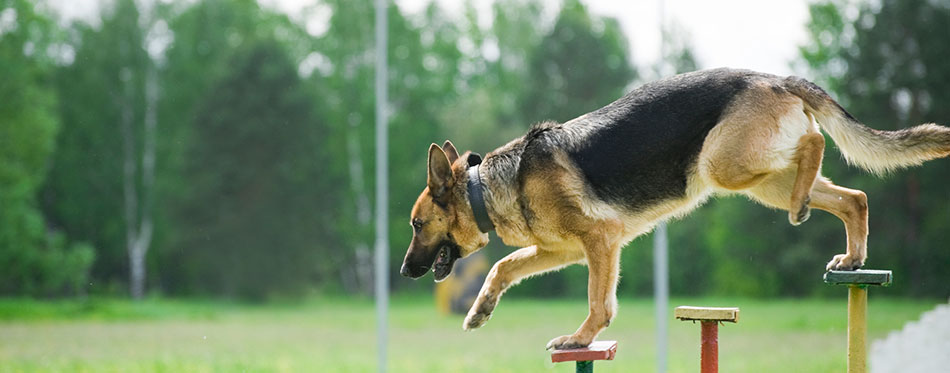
(654, 221, 669, 373)
(655, 1, 669, 372)
(374, 0, 389, 372)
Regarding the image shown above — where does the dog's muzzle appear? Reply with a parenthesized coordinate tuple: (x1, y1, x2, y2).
(400, 261, 428, 278)
(400, 241, 461, 282)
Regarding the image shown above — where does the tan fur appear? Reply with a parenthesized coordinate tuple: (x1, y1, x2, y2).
(407, 74, 950, 349)
(788, 130, 824, 225)
(404, 146, 488, 271)
(699, 82, 812, 191)
(698, 82, 869, 270)
(481, 140, 536, 248)
(464, 244, 585, 331)
(785, 77, 950, 174)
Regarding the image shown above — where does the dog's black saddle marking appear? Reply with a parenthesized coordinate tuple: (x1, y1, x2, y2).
(563, 68, 755, 211)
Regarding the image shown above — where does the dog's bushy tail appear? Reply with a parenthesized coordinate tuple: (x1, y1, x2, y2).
(785, 76, 950, 175)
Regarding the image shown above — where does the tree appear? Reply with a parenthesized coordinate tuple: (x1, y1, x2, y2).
(802, 0, 950, 296)
(798, 0, 849, 97)
(314, 0, 468, 294)
(173, 41, 337, 299)
(439, 0, 548, 152)
(44, 0, 157, 299)
(1, 0, 94, 296)
(654, 21, 699, 78)
(119, 0, 160, 300)
(154, 0, 318, 296)
(312, 0, 379, 295)
(521, 0, 636, 124)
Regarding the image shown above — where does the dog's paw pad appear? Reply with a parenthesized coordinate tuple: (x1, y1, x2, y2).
(826, 253, 865, 271)
(545, 334, 591, 350)
(789, 207, 811, 226)
(789, 198, 812, 226)
(463, 311, 491, 331)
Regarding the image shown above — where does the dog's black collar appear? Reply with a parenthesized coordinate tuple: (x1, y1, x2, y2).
(467, 165, 494, 233)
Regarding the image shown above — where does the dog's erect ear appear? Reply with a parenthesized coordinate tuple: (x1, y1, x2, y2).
(442, 140, 460, 164)
(428, 143, 453, 198)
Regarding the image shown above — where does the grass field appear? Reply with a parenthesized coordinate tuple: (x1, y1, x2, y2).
(0, 294, 941, 372)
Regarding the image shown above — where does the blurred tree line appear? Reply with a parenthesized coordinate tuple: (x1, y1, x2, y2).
(0, 0, 947, 300)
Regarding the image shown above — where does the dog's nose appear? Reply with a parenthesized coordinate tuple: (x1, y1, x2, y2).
(400, 262, 411, 277)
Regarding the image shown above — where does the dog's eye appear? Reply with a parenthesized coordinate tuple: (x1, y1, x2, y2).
(411, 219, 423, 232)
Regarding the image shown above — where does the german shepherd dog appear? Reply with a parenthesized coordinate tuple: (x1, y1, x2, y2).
(400, 68, 950, 349)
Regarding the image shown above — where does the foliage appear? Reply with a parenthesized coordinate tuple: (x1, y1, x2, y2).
(153, 0, 321, 297)
(3, 0, 949, 300)
(521, 0, 636, 124)
(43, 0, 149, 293)
(801, 0, 950, 296)
(0, 0, 94, 297)
(170, 41, 337, 299)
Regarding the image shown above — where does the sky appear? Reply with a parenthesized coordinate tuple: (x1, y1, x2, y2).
(392, 0, 812, 76)
(50, 0, 813, 76)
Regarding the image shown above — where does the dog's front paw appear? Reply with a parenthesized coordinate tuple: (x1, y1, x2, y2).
(545, 334, 592, 350)
(826, 253, 865, 271)
(462, 294, 497, 331)
(463, 310, 490, 331)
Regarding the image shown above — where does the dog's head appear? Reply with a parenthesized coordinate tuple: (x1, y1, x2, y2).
(400, 140, 490, 282)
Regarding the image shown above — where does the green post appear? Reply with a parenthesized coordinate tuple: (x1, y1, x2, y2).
(575, 360, 593, 373)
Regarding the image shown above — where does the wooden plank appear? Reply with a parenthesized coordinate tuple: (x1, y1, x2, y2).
(551, 340, 618, 363)
(824, 270, 892, 286)
(674, 306, 740, 323)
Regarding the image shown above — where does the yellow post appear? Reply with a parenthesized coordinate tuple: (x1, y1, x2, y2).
(847, 285, 867, 373)
(824, 269, 891, 373)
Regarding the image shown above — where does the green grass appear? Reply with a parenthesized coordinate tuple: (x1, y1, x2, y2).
(0, 294, 941, 372)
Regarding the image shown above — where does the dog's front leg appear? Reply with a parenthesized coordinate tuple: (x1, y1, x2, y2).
(463, 245, 584, 331)
(546, 228, 621, 350)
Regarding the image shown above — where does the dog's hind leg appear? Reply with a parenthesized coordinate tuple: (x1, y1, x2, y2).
(788, 127, 825, 225)
(700, 82, 818, 195)
(745, 173, 869, 270)
(811, 180, 869, 270)
(463, 245, 584, 331)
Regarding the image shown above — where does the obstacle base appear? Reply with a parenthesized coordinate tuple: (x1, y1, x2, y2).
(675, 306, 740, 373)
(824, 269, 892, 373)
(551, 340, 617, 373)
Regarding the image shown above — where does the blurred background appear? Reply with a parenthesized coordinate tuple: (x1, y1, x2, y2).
(1, 0, 949, 371)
